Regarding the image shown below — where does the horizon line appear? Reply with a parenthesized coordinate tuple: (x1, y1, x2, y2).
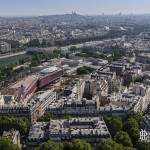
(1, 12, 150, 18)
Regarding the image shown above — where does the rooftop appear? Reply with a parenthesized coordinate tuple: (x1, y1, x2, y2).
(40, 67, 58, 74)
(10, 75, 38, 90)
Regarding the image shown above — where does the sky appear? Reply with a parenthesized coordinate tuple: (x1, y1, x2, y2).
(0, 0, 150, 16)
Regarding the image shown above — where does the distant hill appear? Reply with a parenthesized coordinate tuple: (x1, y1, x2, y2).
(38, 13, 88, 25)
(1, 13, 150, 26)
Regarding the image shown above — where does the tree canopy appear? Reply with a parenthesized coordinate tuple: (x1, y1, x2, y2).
(76, 66, 95, 75)
(35, 141, 63, 150)
(104, 116, 123, 137)
(136, 141, 150, 150)
(0, 116, 30, 135)
(97, 139, 132, 150)
(0, 136, 20, 150)
(34, 139, 92, 150)
(114, 131, 133, 147)
(123, 118, 140, 145)
(72, 139, 92, 150)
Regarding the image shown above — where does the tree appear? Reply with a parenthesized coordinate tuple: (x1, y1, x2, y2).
(114, 131, 133, 147)
(37, 113, 70, 122)
(110, 46, 126, 61)
(34, 140, 92, 150)
(0, 136, 20, 150)
(104, 116, 123, 137)
(136, 141, 150, 150)
(63, 142, 73, 150)
(76, 66, 95, 75)
(123, 118, 139, 132)
(77, 67, 89, 75)
(27, 39, 40, 47)
(53, 49, 61, 58)
(128, 127, 140, 145)
(31, 54, 41, 66)
(128, 113, 142, 124)
(35, 141, 63, 150)
(41, 39, 47, 47)
(123, 118, 140, 145)
(65, 53, 70, 59)
(70, 46, 78, 53)
(97, 139, 132, 150)
(0, 116, 30, 135)
(72, 139, 92, 150)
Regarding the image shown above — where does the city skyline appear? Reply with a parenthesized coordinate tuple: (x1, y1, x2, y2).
(0, 0, 150, 17)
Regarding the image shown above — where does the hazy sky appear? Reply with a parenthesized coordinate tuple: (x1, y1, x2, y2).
(0, 0, 150, 16)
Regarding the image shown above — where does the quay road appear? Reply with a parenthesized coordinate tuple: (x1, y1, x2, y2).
(0, 51, 26, 59)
